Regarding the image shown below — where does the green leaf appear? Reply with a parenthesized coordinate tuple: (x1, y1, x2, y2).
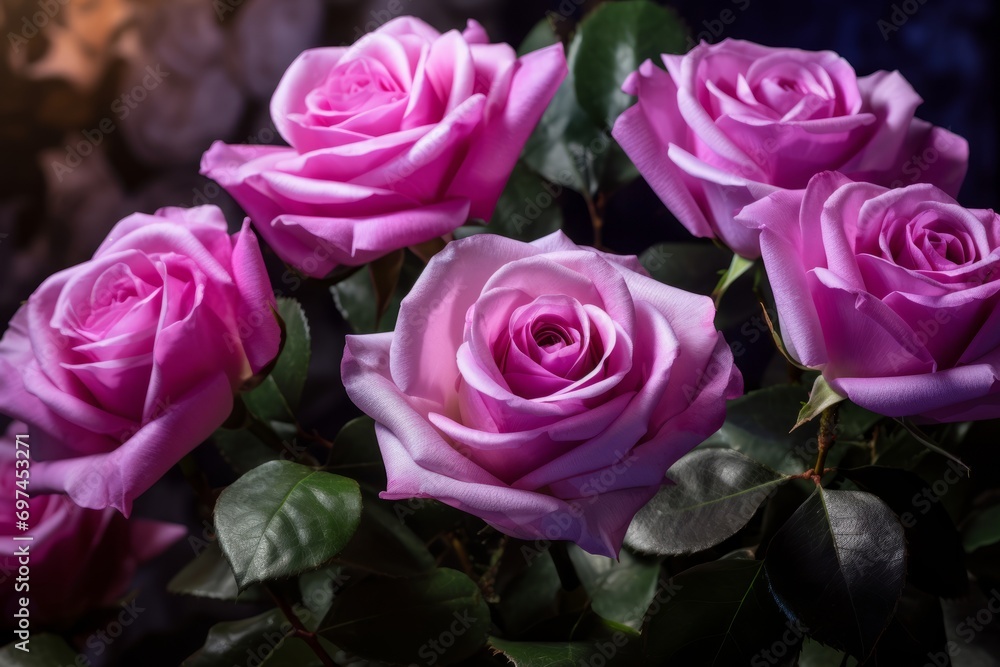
(215, 461, 362, 590)
(517, 18, 559, 57)
(521, 18, 643, 198)
(496, 551, 563, 636)
(332, 252, 423, 333)
(839, 402, 883, 443)
(482, 161, 564, 241)
(705, 385, 876, 475)
(168, 541, 266, 602)
(0, 634, 78, 666)
(572, 0, 688, 130)
(369, 249, 405, 324)
(567, 546, 659, 631)
(271, 298, 310, 411)
(334, 491, 436, 577)
(182, 609, 290, 667)
(214, 427, 280, 476)
(640, 243, 733, 296)
(942, 588, 1000, 663)
(871, 585, 950, 665)
(298, 567, 348, 631)
(712, 254, 756, 304)
(320, 568, 490, 665)
(963, 504, 1000, 553)
(799, 640, 858, 667)
(764, 488, 907, 661)
(895, 418, 971, 475)
(643, 559, 792, 664)
(522, 55, 605, 197)
(844, 466, 968, 598)
(488, 637, 604, 666)
(260, 637, 338, 667)
(326, 416, 386, 487)
(625, 449, 790, 556)
(794, 376, 846, 430)
(242, 299, 310, 422)
(598, 140, 642, 195)
(242, 373, 294, 424)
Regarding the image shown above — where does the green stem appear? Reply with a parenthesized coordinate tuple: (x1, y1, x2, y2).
(812, 404, 840, 477)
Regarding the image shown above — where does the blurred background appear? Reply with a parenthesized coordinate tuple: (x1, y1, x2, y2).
(0, 0, 996, 663)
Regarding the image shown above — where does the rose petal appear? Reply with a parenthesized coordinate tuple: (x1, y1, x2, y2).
(231, 220, 281, 375)
(446, 43, 567, 219)
(30, 373, 234, 514)
(266, 198, 471, 277)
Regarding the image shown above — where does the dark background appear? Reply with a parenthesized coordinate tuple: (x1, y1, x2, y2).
(0, 0, 996, 663)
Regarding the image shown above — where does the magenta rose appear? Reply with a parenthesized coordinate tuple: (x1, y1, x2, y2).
(1, 423, 185, 626)
(612, 38, 969, 259)
(737, 171, 1000, 422)
(341, 232, 742, 556)
(201, 16, 567, 278)
(0, 206, 281, 513)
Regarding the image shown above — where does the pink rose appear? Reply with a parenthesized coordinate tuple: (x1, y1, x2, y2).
(737, 172, 1000, 422)
(0, 206, 281, 513)
(341, 232, 742, 556)
(201, 17, 567, 278)
(1, 423, 185, 625)
(613, 39, 969, 259)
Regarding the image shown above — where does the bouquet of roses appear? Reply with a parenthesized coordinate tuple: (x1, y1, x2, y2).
(3, 3, 999, 666)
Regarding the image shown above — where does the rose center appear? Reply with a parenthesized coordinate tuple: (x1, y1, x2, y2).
(532, 323, 571, 351)
(880, 209, 982, 272)
(773, 77, 803, 93)
(85, 264, 144, 326)
(310, 57, 405, 116)
(742, 59, 840, 120)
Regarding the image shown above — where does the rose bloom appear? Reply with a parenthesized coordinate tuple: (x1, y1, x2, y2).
(341, 232, 742, 556)
(201, 16, 567, 278)
(737, 171, 1000, 422)
(0, 206, 281, 513)
(1, 423, 185, 626)
(613, 38, 969, 259)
